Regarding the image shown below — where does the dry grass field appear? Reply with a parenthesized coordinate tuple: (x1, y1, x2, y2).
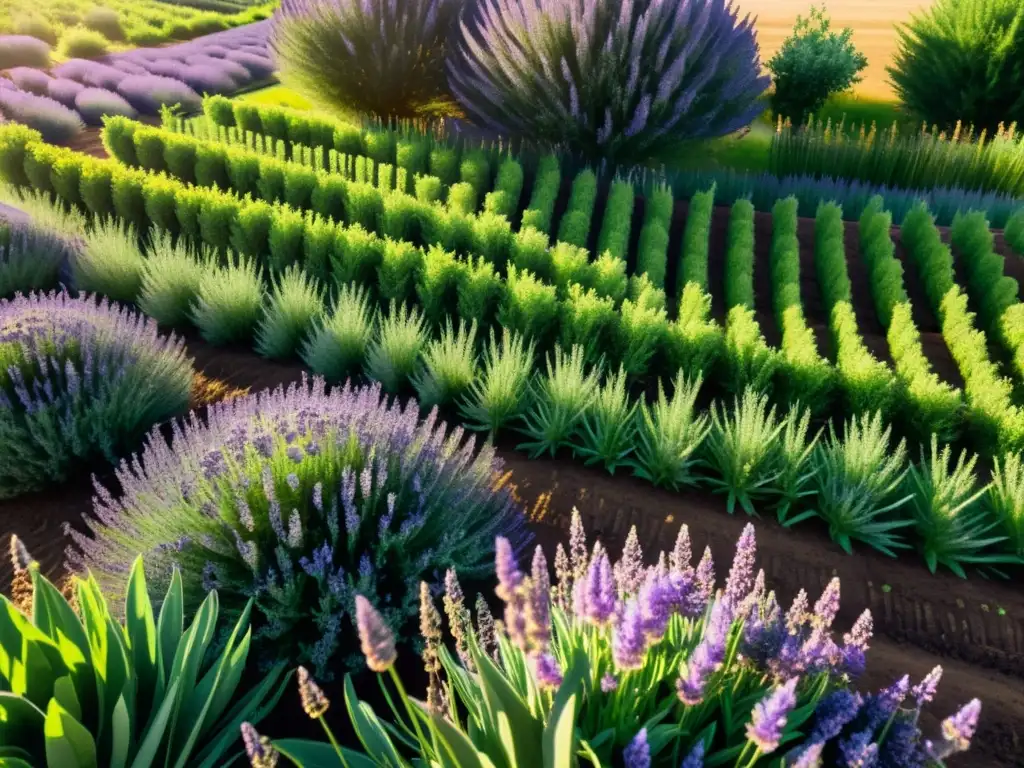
(737, 0, 933, 99)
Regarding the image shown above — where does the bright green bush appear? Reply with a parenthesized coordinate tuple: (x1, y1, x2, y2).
(57, 25, 110, 59)
(254, 265, 323, 359)
(73, 217, 145, 303)
(300, 282, 376, 382)
(364, 301, 428, 393)
(519, 344, 600, 458)
(192, 253, 266, 346)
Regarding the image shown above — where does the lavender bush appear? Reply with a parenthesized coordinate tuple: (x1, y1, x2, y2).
(75, 87, 138, 125)
(447, 0, 771, 164)
(69, 378, 530, 678)
(6, 67, 53, 96)
(270, 0, 464, 120)
(225, 50, 275, 78)
(116, 74, 202, 115)
(258, 513, 981, 766)
(0, 291, 193, 498)
(52, 58, 128, 90)
(0, 214, 73, 296)
(0, 35, 52, 69)
(0, 89, 84, 142)
(45, 77, 86, 108)
(179, 64, 245, 95)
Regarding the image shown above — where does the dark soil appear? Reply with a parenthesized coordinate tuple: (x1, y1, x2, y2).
(2, 338, 1022, 765)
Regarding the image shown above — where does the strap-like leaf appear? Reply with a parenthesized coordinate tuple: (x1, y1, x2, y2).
(155, 569, 184, 705)
(274, 738, 379, 768)
(129, 677, 181, 768)
(44, 698, 98, 768)
(342, 674, 407, 767)
(472, 644, 542, 766)
(0, 691, 46, 760)
(110, 695, 131, 768)
(124, 558, 158, 719)
(542, 648, 588, 768)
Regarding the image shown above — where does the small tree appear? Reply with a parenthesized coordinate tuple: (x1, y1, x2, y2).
(766, 6, 867, 125)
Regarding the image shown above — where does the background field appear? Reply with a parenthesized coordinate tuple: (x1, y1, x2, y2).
(739, 0, 932, 98)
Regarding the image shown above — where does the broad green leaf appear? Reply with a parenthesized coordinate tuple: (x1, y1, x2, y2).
(110, 695, 131, 768)
(125, 558, 158, 717)
(275, 738, 379, 768)
(155, 569, 184, 705)
(44, 698, 98, 768)
(342, 675, 406, 767)
(542, 648, 588, 768)
(0, 598, 64, 707)
(129, 677, 181, 768)
(0, 757, 35, 767)
(472, 644, 542, 765)
(28, 573, 94, 714)
(53, 675, 82, 721)
(412, 700, 485, 768)
(0, 692, 46, 759)
(164, 590, 219, 762)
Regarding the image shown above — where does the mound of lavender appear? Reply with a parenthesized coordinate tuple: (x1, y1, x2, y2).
(447, 0, 770, 164)
(0, 35, 52, 70)
(0, 89, 83, 142)
(0, 291, 193, 498)
(0, 212, 75, 296)
(256, 514, 981, 766)
(70, 377, 529, 677)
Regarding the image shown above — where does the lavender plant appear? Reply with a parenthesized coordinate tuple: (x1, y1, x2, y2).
(0, 215, 73, 297)
(447, 0, 770, 164)
(73, 217, 146, 303)
(0, 291, 193, 497)
(0, 89, 85, 142)
(270, 0, 464, 120)
(69, 378, 529, 677)
(255, 513, 981, 766)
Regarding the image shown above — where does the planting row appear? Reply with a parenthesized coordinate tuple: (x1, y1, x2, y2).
(195, 94, 1024, 228)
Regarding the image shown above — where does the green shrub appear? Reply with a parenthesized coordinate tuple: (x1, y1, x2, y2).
(766, 5, 867, 124)
(0, 218, 70, 298)
(559, 284, 617, 367)
(664, 283, 724, 381)
(0, 554, 286, 767)
(416, 244, 462, 324)
(550, 241, 591, 296)
(331, 223, 384, 287)
(596, 179, 634, 260)
(165, 135, 199, 185)
(888, 0, 1024, 132)
(231, 200, 275, 261)
(989, 452, 1024, 559)
(470, 210, 514, 270)
(499, 265, 559, 344)
(83, 7, 125, 41)
(723, 198, 755, 310)
(485, 157, 524, 218)
(459, 329, 536, 436)
(457, 255, 502, 328)
(301, 282, 376, 382)
(378, 237, 422, 303)
(254, 265, 323, 359)
(58, 26, 110, 59)
(519, 344, 600, 457)
(575, 364, 637, 473)
(192, 253, 266, 345)
(13, 16, 59, 46)
(411, 318, 479, 409)
(74, 218, 145, 303)
(365, 301, 428, 393)
(1006, 208, 1024, 255)
(138, 231, 210, 327)
(614, 296, 667, 378)
(723, 305, 778, 395)
(447, 181, 477, 215)
(79, 162, 115, 219)
(519, 154, 560, 235)
(133, 130, 168, 174)
(677, 185, 715, 297)
(429, 146, 459, 186)
(630, 371, 709, 489)
(267, 207, 306, 271)
(556, 169, 598, 248)
(510, 225, 553, 281)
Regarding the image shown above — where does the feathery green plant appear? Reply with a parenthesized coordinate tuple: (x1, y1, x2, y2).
(300, 282, 376, 383)
(138, 229, 210, 328)
(365, 301, 428, 393)
(574, 364, 637, 474)
(773, 403, 820, 524)
(254, 265, 323, 359)
(518, 344, 601, 458)
(411, 318, 478, 409)
(192, 253, 265, 346)
(73, 217, 145, 303)
(630, 371, 710, 490)
(988, 452, 1024, 559)
(459, 329, 535, 437)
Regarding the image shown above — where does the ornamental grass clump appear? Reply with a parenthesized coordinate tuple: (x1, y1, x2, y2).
(270, 0, 464, 121)
(70, 378, 529, 678)
(257, 512, 981, 766)
(0, 291, 193, 498)
(447, 0, 770, 165)
(1, 541, 288, 768)
(0, 216, 74, 297)
(73, 217, 146, 303)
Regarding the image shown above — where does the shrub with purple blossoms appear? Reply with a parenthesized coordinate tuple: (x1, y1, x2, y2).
(0, 291, 193, 497)
(0, 89, 84, 142)
(255, 512, 980, 766)
(116, 74, 202, 116)
(74, 87, 138, 126)
(6, 67, 53, 96)
(270, 0, 465, 121)
(447, 0, 771, 164)
(70, 378, 529, 678)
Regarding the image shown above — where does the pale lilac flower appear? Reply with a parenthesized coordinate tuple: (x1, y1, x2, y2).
(680, 739, 705, 768)
(747, 677, 800, 754)
(568, 508, 587, 578)
(355, 595, 396, 672)
(911, 666, 943, 708)
(495, 536, 524, 601)
(241, 722, 278, 768)
(575, 549, 616, 625)
(935, 699, 981, 756)
(723, 523, 757, 613)
(613, 598, 647, 670)
(786, 741, 824, 767)
(812, 578, 841, 629)
(615, 525, 644, 596)
(671, 524, 693, 573)
(623, 728, 651, 768)
(533, 652, 563, 689)
(297, 666, 330, 718)
(600, 673, 618, 692)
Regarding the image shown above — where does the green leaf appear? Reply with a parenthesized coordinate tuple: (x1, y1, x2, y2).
(342, 675, 406, 767)
(274, 739, 378, 768)
(129, 677, 181, 768)
(188, 603, 254, 745)
(125, 558, 158, 717)
(156, 569, 184, 704)
(0, 757, 36, 768)
(110, 695, 131, 768)
(53, 675, 82, 721)
(471, 643, 542, 766)
(0, 692, 46, 760)
(542, 648, 588, 768)
(0, 597, 65, 709)
(411, 700, 485, 768)
(44, 698, 98, 768)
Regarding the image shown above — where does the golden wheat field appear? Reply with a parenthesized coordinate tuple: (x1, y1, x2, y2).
(736, 0, 933, 98)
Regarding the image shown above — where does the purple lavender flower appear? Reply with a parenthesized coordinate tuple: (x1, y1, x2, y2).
(786, 589, 809, 633)
(638, 570, 671, 640)
(911, 666, 943, 708)
(786, 741, 824, 768)
(724, 523, 757, 613)
(533, 652, 563, 689)
(297, 666, 330, 718)
(574, 548, 617, 625)
(680, 739, 705, 768)
(613, 598, 648, 671)
(600, 673, 618, 692)
(355, 595, 396, 672)
(747, 677, 800, 755)
(495, 536, 524, 602)
(935, 699, 981, 756)
(809, 689, 863, 742)
(839, 729, 878, 767)
(671, 524, 693, 574)
(623, 728, 651, 768)
(615, 525, 644, 596)
(691, 547, 715, 615)
(240, 722, 278, 768)
(568, 508, 588, 579)
(812, 578, 841, 629)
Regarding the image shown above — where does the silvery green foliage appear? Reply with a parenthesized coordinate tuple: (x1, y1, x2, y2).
(0, 214, 74, 297)
(447, 0, 770, 164)
(0, 291, 193, 498)
(271, 0, 465, 120)
(69, 378, 529, 678)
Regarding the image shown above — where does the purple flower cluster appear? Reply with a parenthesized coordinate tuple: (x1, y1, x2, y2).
(6, 67, 52, 96)
(0, 291, 192, 498)
(447, 0, 771, 164)
(75, 87, 137, 126)
(70, 377, 528, 678)
(0, 88, 83, 142)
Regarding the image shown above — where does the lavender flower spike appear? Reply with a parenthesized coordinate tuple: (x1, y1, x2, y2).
(615, 525, 644, 596)
(937, 699, 982, 755)
(297, 666, 330, 719)
(723, 523, 757, 613)
(623, 728, 651, 768)
(747, 676, 800, 755)
(495, 536, 523, 601)
(911, 665, 943, 708)
(576, 549, 617, 625)
(680, 739, 706, 768)
(355, 595, 397, 672)
(241, 722, 279, 768)
(786, 741, 824, 767)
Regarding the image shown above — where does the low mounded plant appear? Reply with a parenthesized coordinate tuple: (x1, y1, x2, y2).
(1, 537, 289, 768)
(447, 0, 771, 164)
(0, 90, 84, 143)
(117, 75, 202, 115)
(252, 513, 982, 767)
(73, 217, 146, 303)
(75, 87, 139, 126)
(83, 6, 126, 41)
(0, 215, 74, 297)
(69, 379, 530, 678)
(270, 0, 463, 120)
(0, 291, 193, 498)
(6, 67, 53, 96)
(58, 26, 112, 60)
(0, 35, 52, 69)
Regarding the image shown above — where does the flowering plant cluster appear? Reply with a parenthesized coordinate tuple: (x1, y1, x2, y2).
(70, 378, 529, 678)
(448, 0, 771, 164)
(0, 290, 193, 498)
(245, 513, 981, 766)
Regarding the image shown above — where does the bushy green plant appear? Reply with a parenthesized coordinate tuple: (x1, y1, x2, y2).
(0, 216, 71, 298)
(888, 0, 1024, 132)
(0, 546, 287, 768)
(630, 371, 710, 489)
(256, 514, 978, 767)
(772, 403, 820, 524)
(988, 452, 1024, 559)
(518, 344, 600, 458)
(57, 25, 110, 59)
(0, 291, 193, 497)
(766, 5, 867, 124)
(255, 265, 324, 359)
(192, 253, 266, 346)
(138, 230, 210, 328)
(71, 380, 528, 677)
(83, 7, 125, 41)
(410, 318, 478, 409)
(723, 306, 778, 395)
(459, 328, 535, 436)
(1006, 208, 1024, 255)
(72, 217, 145, 303)
(270, 0, 463, 120)
(301, 282, 377, 383)
(703, 388, 784, 516)
(575, 364, 636, 473)
(499, 265, 559, 344)
(804, 412, 914, 556)
(364, 301, 428, 393)
(905, 436, 1015, 577)
(664, 283, 724, 380)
